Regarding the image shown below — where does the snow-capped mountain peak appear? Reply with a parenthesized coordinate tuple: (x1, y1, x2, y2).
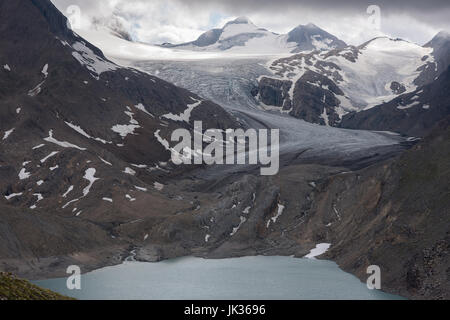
(286, 23, 347, 52)
(163, 18, 346, 55)
(226, 16, 255, 25)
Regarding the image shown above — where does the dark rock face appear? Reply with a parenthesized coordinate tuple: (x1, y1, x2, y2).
(257, 77, 292, 109)
(287, 23, 347, 53)
(390, 81, 406, 94)
(423, 31, 450, 78)
(255, 70, 345, 126)
(192, 29, 223, 47)
(289, 71, 344, 126)
(253, 49, 353, 126)
(315, 118, 450, 299)
(414, 31, 450, 87)
(340, 66, 450, 137)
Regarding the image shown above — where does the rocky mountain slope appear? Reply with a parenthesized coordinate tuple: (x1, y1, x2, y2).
(320, 117, 450, 299)
(424, 31, 450, 76)
(253, 35, 450, 131)
(163, 17, 347, 54)
(0, 0, 240, 277)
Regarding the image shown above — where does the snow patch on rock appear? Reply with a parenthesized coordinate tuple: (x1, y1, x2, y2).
(44, 130, 87, 150)
(162, 98, 202, 123)
(2, 128, 15, 140)
(304, 243, 331, 259)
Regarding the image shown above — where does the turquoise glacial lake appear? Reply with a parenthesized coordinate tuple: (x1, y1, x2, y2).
(33, 256, 403, 300)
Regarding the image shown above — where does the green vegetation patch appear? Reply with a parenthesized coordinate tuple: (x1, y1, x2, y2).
(0, 272, 74, 300)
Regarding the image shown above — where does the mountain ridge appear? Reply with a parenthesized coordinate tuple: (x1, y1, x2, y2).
(162, 16, 347, 54)
(253, 33, 450, 130)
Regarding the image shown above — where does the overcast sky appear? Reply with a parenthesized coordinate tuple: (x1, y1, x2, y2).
(51, 0, 450, 46)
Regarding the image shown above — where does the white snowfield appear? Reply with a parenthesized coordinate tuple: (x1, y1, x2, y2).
(75, 29, 213, 61)
(220, 17, 264, 40)
(335, 38, 434, 110)
(71, 41, 118, 78)
(75, 17, 346, 63)
(188, 18, 297, 55)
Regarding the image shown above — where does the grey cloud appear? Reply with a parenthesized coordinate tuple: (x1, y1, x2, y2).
(51, 0, 450, 45)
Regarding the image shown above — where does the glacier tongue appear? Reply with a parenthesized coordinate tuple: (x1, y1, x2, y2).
(132, 58, 403, 158)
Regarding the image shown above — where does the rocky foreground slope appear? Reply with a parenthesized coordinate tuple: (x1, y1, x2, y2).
(0, 0, 240, 277)
(0, 272, 72, 300)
